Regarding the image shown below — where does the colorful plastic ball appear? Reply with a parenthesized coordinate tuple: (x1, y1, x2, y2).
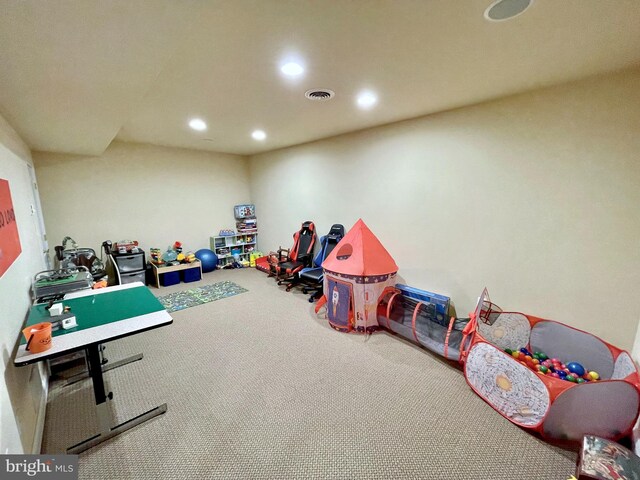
(557, 370, 567, 377)
(550, 372, 560, 379)
(567, 362, 586, 377)
(539, 365, 549, 374)
(532, 358, 539, 365)
(512, 351, 520, 359)
(551, 358, 560, 364)
(520, 348, 529, 354)
(505, 348, 513, 355)
(577, 378, 586, 384)
(565, 375, 577, 383)
(537, 352, 548, 361)
(588, 371, 600, 381)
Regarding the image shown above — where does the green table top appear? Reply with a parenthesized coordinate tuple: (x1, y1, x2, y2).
(22, 286, 165, 345)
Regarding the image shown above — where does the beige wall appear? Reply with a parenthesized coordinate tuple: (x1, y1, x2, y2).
(0, 113, 47, 453)
(34, 141, 250, 258)
(249, 68, 640, 350)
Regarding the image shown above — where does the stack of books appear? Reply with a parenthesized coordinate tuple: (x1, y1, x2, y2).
(236, 217, 257, 233)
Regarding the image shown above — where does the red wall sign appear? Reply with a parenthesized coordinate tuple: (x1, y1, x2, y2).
(0, 179, 22, 277)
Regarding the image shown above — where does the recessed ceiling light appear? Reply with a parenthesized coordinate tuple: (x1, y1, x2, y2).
(484, 0, 533, 22)
(280, 62, 304, 77)
(252, 130, 267, 141)
(356, 91, 378, 110)
(188, 118, 207, 131)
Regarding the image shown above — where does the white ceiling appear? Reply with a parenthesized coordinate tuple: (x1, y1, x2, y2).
(1, 0, 639, 156)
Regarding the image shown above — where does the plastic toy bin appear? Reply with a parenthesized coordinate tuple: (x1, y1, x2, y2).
(462, 289, 640, 442)
(181, 267, 201, 283)
(160, 271, 180, 287)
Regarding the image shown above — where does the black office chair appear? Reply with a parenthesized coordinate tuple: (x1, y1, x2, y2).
(297, 224, 345, 301)
(271, 221, 317, 283)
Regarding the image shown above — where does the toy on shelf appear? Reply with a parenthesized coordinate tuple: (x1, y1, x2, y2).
(234, 204, 257, 233)
(234, 204, 255, 218)
(219, 229, 235, 236)
(158, 241, 196, 266)
(114, 239, 139, 254)
(149, 248, 163, 265)
(161, 247, 178, 264)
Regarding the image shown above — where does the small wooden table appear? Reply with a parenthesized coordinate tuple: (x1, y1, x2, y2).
(149, 260, 202, 288)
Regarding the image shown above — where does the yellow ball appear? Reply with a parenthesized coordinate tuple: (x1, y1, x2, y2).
(588, 371, 600, 381)
(511, 351, 520, 359)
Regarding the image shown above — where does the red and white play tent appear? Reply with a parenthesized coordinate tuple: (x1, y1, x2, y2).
(315, 219, 398, 332)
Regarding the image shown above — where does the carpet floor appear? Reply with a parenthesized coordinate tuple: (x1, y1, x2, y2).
(42, 269, 577, 479)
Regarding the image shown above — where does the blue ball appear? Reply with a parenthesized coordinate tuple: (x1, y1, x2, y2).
(567, 362, 586, 377)
(195, 249, 218, 273)
(557, 370, 567, 377)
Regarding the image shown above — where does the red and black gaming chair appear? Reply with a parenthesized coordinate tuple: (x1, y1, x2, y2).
(271, 221, 316, 282)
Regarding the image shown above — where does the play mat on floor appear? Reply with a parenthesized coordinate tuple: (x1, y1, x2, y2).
(157, 281, 248, 312)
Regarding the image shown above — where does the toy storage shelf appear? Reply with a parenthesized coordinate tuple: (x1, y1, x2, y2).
(149, 260, 202, 288)
(209, 231, 258, 268)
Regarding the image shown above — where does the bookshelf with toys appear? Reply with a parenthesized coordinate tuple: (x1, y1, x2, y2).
(209, 204, 260, 268)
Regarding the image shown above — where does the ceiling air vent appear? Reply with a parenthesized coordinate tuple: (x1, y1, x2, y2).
(305, 89, 335, 101)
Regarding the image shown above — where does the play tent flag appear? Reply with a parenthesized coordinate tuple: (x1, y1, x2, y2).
(317, 219, 398, 332)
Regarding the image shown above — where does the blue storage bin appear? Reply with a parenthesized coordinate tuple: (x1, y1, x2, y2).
(181, 267, 201, 283)
(160, 271, 180, 287)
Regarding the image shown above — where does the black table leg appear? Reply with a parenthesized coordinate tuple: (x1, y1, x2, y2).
(66, 344, 167, 454)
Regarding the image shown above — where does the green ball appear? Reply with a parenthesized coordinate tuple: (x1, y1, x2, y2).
(537, 353, 548, 361)
(566, 375, 577, 383)
(539, 365, 549, 374)
(576, 378, 586, 384)
(505, 348, 513, 355)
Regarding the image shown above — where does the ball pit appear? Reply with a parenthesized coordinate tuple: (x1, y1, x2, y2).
(462, 288, 640, 443)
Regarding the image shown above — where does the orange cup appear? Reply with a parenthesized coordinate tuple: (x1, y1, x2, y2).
(22, 322, 52, 353)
